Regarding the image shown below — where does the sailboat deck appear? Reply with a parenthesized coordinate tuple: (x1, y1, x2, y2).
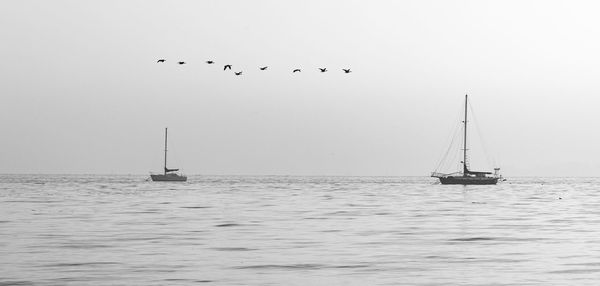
(431, 172, 462, 178)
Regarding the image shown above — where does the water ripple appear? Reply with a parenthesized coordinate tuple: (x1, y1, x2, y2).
(2, 175, 600, 285)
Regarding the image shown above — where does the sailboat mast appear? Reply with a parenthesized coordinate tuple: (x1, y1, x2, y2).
(463, 94, 468, 175)
(164, 127, 168, 175)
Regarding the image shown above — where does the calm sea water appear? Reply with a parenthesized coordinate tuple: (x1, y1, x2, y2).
(1, 175, 599, 285)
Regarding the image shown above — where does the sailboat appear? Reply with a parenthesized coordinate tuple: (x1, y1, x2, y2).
(150, 128, 187, 182)
(431, 94, 501, 185)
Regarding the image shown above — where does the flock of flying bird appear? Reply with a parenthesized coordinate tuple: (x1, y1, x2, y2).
(156, 59, 352, 75)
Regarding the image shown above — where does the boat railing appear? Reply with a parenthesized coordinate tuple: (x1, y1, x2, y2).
(149, 171, 186, 176)
(432, 171, 502, 179)
(431, 172, 463, 178)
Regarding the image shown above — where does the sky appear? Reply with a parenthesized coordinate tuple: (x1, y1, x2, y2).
(2, 0, 600, 176)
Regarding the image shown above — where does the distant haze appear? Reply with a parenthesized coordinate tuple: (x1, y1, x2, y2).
(2, 0, 600, 176)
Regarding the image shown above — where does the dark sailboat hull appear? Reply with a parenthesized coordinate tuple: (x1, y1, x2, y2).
(150, 174, 187, 182)
(439, 176, 498, 185)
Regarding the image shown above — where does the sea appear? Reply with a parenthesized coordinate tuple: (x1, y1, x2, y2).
(1, 175, 599, 285)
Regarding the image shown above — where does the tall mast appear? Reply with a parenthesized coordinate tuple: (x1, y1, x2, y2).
(164, 127, 168, 175)
(463, 94, 468, 175)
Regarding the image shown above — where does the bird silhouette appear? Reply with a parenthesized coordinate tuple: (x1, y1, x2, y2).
(178, 61, 186, 65)
(293, 69, 301, 73)
(259, 66, 268, 70)
(224, 65, 232, 70)
(206, 61, 214, 64)
(235, 71, 242, 76)
(157, 59, 165, 63)
(342, 69, 351, 73)
(319, 68, 327, 72)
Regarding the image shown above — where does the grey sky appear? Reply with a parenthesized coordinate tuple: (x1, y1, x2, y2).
(2, 0, 600, 176)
